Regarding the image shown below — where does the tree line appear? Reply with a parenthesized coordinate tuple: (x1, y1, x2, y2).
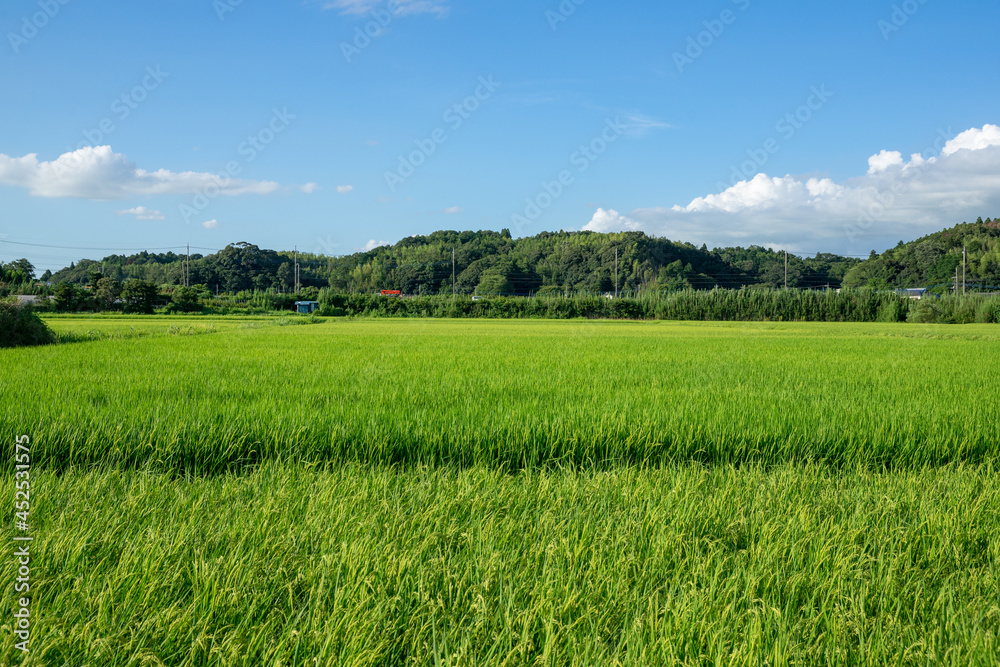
(842, 218, 1000, 292)
(32, 231, 860, 297)
(4, 219, 999, 311)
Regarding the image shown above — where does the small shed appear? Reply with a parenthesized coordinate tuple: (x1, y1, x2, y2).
(295, 301, 320, 314)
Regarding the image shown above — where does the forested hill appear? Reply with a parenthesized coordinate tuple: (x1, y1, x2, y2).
(842, 217, 1000, 292)
(44, 230, 859, 295)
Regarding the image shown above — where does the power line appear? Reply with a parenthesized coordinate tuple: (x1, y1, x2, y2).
(0, 240, 187, 252)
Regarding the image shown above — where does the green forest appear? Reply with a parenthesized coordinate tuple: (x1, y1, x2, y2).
(3, 217, 999, 300)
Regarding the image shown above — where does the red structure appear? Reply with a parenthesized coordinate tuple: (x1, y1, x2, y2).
(380, 290, 401, 297)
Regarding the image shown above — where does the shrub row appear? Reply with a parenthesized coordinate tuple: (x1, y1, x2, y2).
(318, 289, 1000, 324)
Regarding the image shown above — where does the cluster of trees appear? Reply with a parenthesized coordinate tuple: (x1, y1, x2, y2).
(47, 273, 196, 314)
(0, 258, 50, 289)
(843, 218, 1000, 292)
(311, 230, 860, 295)
(15, 218, 999, 309)
(44, 232, 859, 296)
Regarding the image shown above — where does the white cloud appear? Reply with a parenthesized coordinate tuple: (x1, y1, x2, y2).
(619, 112, 671, 136)
(202, 219, 220, 230)
(355, 239, 389, 252)
(0, 146, 289, 200)
(942, 124, 1000, 155)
(676, 174, 846, 214)
(442, 206, 462, 214)
(321, 0, 448, 16)
(117, 206, 165, 221)
(867, 150, 905, 174)
(336, 185, 354, 194)
(601, 124, 1000, 253)
(302, 183, 320, 194)
(582, 208, 642, 233)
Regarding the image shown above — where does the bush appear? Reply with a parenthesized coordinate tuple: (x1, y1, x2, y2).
(907, 300, 944, 324)
(975, 298, 1000, 324)
(0, 300, 56, 348)
(877, 300, 908, 323)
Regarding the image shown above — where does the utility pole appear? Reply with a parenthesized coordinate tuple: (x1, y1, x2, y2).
(955, 266, 959, 294)
(452, 247, 456, 297)
(614, 247, 619, 298)
(784, 250, 788, 290)
(963, 246, 967, 295)
(186, 244, 190, 288)
(294, 246, 300, 294)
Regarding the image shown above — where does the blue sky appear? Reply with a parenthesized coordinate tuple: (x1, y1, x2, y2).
(2, 0, 1000, 271)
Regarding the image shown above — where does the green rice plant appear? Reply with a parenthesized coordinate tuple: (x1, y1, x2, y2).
(0, 463, 996, 665)
(2, 319, 999, 473)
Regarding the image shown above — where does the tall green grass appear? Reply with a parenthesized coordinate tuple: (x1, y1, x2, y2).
(317, 290, 1000, 324)
(2, 463, 996, 665)
(2, 319, 999, 473)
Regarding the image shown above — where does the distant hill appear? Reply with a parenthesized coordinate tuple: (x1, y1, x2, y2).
(46, 230, 859, 295)
(842, 217, 1000, 292)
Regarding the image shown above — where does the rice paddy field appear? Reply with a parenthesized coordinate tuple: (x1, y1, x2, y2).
(1, 317, 999, 665)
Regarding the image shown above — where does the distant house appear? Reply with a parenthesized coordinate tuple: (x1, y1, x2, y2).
(13, 295, 42, 306)
(295, 301, 320, 314)
(899, 288, 928, 300)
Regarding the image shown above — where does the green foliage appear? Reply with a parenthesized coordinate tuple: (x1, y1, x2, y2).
(476, 271, 515, 296)
(94, 277, 122, 311)
(843, 218, 1000, 290)
(317, 289, 927, 323)
(0, 300, 55, 347)
(975, 298, 1000, 323)
(121, 279, 160, 314)
(907, 300, 943, 324)
(169, 286, 202, 313)
(876, 299, 908, 322)
(52, 283, 88, 312)
(1, 257, 35, 283)
(46, 232, 860, 296)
